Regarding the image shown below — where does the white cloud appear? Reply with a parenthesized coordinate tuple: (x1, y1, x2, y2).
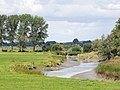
(105, 4, 120, 10)
(0, 0, 43, 14)
(46, 21, 106, 42)
(0, 0, 119, 41)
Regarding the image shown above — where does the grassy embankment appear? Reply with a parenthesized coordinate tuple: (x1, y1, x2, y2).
(96, 57, 120, 80)
(0, 52, 120, 90)
(79, 52, 99, 59)
(78, 52, 100, 63)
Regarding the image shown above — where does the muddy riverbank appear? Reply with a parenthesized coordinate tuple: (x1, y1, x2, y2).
(44, 56, 103, 80)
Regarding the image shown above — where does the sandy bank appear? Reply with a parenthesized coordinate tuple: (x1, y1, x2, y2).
(71, 70, 103, 80)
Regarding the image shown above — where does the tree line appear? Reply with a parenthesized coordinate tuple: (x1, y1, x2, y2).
(92, 18, 120, 59)
(0, 14, 48, 52)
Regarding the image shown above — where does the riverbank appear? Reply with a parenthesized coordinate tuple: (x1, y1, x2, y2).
(71, 70, 103, 80)
(44, 56, 101, 80)
(96, 57, 120, 81)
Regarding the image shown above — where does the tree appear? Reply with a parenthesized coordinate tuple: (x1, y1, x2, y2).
(68, 45, 82, 55)
(73, 38, 79, 44)
(0, 15, 7, 51)
(51, 44, 64, 51)
(71, 44, 81, 52)
(83, 43, 92, 53)
(42, 44, 52, 52)
(92, 39, 103, 52)
(17, 14, 30, 52)
(99, 19, 120, 59)
(6, 15, 19, 51)
(29, 16, 48, 52)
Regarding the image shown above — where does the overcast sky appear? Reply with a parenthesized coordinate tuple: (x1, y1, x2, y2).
(0, 0, 120, 42)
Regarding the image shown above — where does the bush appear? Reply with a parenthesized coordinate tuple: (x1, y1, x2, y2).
(2, 49, 7, 52)
(96, 57, 120, 80)
(9, 64, 42, 75)
(68, 51, 81, 56)
(51, 44, 64, 51)
(71, 45, 81, 52)
(83, 43, 92, 52)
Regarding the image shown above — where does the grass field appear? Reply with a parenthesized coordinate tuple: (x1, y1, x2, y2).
(0, 52, 120, 90)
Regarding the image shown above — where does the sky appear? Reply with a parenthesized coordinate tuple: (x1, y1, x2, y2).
(0, 0, 120, 42)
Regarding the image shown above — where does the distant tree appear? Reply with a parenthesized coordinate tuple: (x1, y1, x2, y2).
(67, 44, 82, 55)
(73, 38, 79, 44)
(71, 44, 81, 52)
(17, 14, 30, 52)
(0, 15, 7, 51)
(6, 15, 19, 51)
(51, 44, 64, 51)
(42, 44, 52, 52)
(83, 43, 92, 52)
(29, 16, 48, 52)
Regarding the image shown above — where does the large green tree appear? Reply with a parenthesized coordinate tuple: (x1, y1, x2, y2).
(98, 19, 120, 59)
(0, 15, 7, 51)
(17, 14, 31, 52)
(6, 15, 19, 51)
(29, 16, 48, 52)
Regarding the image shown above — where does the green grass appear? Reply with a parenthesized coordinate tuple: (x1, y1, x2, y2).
(68, 51, 81, 55)
(79, 52, 99, 58)
(2, 46, 42, 52)
(0, 52, 120, 90)
(96, 57, 120, 80)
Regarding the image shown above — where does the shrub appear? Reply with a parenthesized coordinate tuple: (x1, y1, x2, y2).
(9, 64, 42, 75)
(68, 51, 81, 56)
(96, 57, 120, 80)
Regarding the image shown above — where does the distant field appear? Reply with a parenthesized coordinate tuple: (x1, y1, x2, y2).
(0, 52, 120, 90)
(2, 46, 42, 52)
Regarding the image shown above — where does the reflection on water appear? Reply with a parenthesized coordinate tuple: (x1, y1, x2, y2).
(44, 63, 98, 78)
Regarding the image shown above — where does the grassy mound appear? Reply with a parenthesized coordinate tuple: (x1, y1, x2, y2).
(9, 64, 42, 75)
(0, 52, 64, 75)
(96, 57, 120, 80)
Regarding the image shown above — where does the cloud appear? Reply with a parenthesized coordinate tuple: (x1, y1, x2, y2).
(104, 4, 120, 10)
(0, 0, 119, 42)
(0, 0, 43, 15)
(46, 20, 114, 42)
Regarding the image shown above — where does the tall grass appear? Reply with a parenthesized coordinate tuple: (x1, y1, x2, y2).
(0, 52, 64, 75)
(96, 57, 120, 80)
(79, 52, 99, 58)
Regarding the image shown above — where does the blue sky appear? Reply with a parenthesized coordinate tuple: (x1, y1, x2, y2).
(0, 0, 120, 42)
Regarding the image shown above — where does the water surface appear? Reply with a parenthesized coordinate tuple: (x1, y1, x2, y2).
(45, 63, 98, 78)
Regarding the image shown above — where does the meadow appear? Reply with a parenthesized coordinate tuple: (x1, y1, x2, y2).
(0, 52, 120, 90)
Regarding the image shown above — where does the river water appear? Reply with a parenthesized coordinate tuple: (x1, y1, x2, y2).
(44, 62, 98, 78)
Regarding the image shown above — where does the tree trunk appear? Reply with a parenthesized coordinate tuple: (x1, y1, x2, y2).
(21, 46, 24, 52)
(0, 46, 2, 52)
(11, 42, 13, 52)
(33, 45, 35, 52)
(11, 45, 13, 52)
(0, 43, 3, 52)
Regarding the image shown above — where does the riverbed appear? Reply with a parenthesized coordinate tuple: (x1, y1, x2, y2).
(44, 56, 102, 80)
(45, 62, 98, 78)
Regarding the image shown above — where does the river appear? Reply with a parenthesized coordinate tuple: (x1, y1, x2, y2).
(44, 62, 98, 78)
